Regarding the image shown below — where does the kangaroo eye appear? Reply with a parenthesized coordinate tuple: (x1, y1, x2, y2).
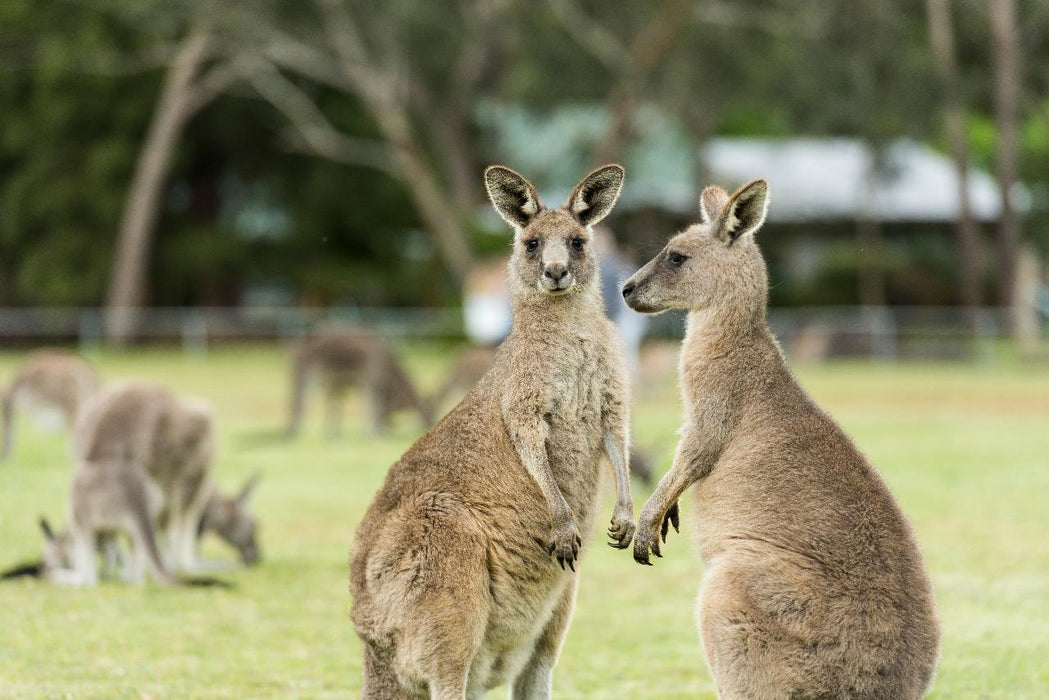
(668, 252, 688, 267)
(570, 237, 584, 251)
(525, 238, 540, 253)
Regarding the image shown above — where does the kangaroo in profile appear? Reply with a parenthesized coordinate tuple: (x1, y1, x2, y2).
(1, 350, 99, 460)
(351, 164, 635, 699)
(622, 180, 940, 698)
(286, 332, 433, 438)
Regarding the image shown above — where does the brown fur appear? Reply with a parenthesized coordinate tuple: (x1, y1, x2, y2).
(623, 180, 940, 699)
(1, 350, 99, 460)
(287, 332, 433, 437)
(350, 165, 635, 698)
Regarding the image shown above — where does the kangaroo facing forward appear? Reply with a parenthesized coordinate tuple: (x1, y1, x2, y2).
(622, 180, 939, 698)
(350, 165, 635, 699)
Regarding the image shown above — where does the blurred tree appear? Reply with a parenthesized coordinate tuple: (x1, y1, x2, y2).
(989, 0, 1021, 314)
(926, 0, 983, 329)
(105, 25, 244, 346)
(217, 0, 489, 284)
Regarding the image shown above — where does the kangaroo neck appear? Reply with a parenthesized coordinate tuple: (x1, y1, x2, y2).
(680, 304, 784, 405)
(509, 281, 603, 334)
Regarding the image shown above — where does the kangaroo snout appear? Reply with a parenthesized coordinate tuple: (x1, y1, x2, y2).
(621, 281, 635, 299)
(544, 263, 568, 283)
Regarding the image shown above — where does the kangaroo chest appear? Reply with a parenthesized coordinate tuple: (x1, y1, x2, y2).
(543, 332, 609, 519)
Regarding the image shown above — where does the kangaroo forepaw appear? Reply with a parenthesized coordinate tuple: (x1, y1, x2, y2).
(634, 502, 678, 566)
(606, 504, 635, 550)
(546, 518, 582, 572)
(660, 501, 680, 544)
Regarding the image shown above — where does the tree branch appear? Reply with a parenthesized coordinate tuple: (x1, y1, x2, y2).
(245, 58, 393, 173)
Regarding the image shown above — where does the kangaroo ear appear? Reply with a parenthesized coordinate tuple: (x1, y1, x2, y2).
(566, 164, 625, 227)
(39, 517, 55, 542)
(236, 472, 261, 504)
(699, 185, 730, 224)
(715, 179, 770, 244)
(485, 165, 543, 229)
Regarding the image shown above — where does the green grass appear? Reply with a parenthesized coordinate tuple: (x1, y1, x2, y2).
(0, 344, 1047, 698)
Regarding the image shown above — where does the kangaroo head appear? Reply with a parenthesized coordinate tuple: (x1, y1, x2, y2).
(622, 179, 770, 316)
(485, 164, 625, 299)
(199, 473, 261, 566)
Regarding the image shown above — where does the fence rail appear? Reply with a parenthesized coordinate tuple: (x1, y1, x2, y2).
(0, 305, 1041, 361)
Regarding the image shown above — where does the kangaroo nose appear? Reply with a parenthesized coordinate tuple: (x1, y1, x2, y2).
(622, 282, 635, 299)
(544, 264, 568, 283)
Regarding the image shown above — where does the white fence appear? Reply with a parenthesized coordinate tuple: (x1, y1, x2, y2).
(0, 305, 1039, 362)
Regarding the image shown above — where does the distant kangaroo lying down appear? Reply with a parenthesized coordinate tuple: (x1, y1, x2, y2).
(622, 180, 940, 698)
(1, 350, 99, 460)
(286, 332, 433, 437)
(351, 164, 635, 698)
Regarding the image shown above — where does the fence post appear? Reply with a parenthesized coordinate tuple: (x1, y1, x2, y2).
(181, 312, 208, 356)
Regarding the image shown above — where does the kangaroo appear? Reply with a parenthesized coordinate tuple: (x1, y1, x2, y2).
(73, 382, 221, 575)
(350, 164, 635, 699)
(286, 332, 433, 438)
(39, 459, 178, 586)
(21, 470, 260, 586)
(622, 180, 940, 699)
(198, 472, 262, 566)
(1, 350, 99, 460)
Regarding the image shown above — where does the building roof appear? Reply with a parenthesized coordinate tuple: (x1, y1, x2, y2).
(481, 102, 1024, 224)
(701, 137, 1022, 223)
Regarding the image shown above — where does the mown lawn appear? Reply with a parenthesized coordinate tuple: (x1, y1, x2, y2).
(0, 343, 1046, 698)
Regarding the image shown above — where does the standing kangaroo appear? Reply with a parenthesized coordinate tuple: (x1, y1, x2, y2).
(286, 332, 433, 437)
(1, 350, 99, 460)
(622, 180, 940, 698)
(350, 165, 635, 699)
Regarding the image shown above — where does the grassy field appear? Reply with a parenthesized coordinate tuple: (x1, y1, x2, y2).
(0, 343, 1047, 698)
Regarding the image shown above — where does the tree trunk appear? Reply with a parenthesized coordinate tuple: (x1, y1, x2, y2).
(989, 0, 1021, 317)
(594, 0, 692, 164)
(104, 29, 211, 347)
(926, 0, 982, 331)
(857, 149, 886, 308)
(366, 95, 474, 283)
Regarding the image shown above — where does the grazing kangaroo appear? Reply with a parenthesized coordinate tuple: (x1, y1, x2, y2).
(286, 332, 433, 437)
(622, 180, 940, 699)
(350, 164, 635, 699)
(73, 382, 228, 576)
(28, 470, 260, 585)
(198, 472, 262, 566)
(40, 459, 179, 586)
(1, 350, 99, 460)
